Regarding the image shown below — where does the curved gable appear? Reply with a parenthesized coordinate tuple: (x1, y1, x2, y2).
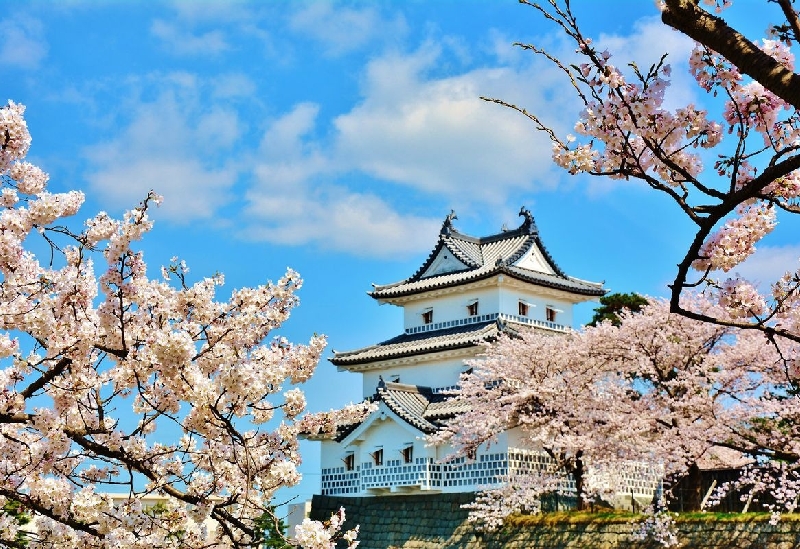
(419, 247, 470, 278)
(513, 244, 556, 274)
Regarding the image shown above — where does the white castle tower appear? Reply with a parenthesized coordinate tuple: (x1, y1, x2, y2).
(317, 208, 608, 497)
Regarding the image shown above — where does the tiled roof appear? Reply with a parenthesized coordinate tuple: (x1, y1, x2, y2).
(330, 320, 507, 367)
(379, 381, 469, 434)
(696, 446, 754, 471)
(335, 381, 467, 440)
(370, 263, 604, 299)
(370, 208, 604, 299)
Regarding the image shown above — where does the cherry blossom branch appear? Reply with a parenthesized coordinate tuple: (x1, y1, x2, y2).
(777, 0, 800, 44)
(662, 0, 800, 109)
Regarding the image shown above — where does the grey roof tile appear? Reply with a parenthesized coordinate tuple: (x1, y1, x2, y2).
(370, 209, 604, 299)
(329, 381, 485, 440)
(369, 382, 464, 436)
(330, 320, 501, 366)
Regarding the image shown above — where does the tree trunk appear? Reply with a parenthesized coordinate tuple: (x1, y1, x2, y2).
(574, 451, 587, 511)
(683, 462, 703, 512)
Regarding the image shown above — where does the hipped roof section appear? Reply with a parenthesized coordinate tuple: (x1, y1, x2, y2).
(333, 380, 471, 442)
(369, 208, 605, 300)
(330, 318, 522, 367)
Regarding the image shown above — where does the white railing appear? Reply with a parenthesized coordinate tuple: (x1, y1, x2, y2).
(320, 449, 661, 501)
(405, 312, 569, 335)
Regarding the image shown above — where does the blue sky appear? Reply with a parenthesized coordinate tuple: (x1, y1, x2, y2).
(3, 0, 796, 503)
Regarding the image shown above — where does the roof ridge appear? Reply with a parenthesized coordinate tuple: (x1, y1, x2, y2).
(400, 239, 447, 284)
(382, 381, 431, 393)
(405, 208, 539, 283)
(368, 208, 605, 301)
(377, 385, 437, 433)
(442, 236, 481, 270)
(505, 234, 536, 266)
(531, 233, 566, 278)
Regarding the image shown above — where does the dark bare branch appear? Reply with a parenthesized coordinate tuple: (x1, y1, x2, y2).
(662, 0, 800, 109)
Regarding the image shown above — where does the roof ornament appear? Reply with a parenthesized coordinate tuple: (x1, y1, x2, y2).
(495, 256, 506, 267)
(440, 209, 458, 235)
(519, 206, 538, 235)
(378, 375, 386, 389)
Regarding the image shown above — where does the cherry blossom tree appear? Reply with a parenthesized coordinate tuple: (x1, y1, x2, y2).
(489, 0, 800, 346)
(661, 0, 800, 111)
(435, 0, 800, 530)
(435, 297, 793, 527)
(481, 3, 800, 518)
(0, 101, 372, 549)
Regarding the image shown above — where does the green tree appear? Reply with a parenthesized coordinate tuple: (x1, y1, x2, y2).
(587, 292, 648, 327)
(2, 499, 32, 547)
(255, 508, 290, 549)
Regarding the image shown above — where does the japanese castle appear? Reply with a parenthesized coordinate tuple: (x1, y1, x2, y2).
(317, 209, 654, 500)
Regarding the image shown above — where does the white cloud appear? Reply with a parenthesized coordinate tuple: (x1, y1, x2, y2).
(151, 19, 230, 56)
(0, 15, 47, 68)
(251, 103, 329, 188)
(259, 103, 320, 161)
(83, 79, 241, 222)
(238, 37, 581, 255)
(233, 35, 578, 256)
(87, 158, 236, 221)
(331, 47, 567, 202)
(244, 103, 439, 257)
(288, 2, 406, 56)
(725, 245, 800, 289)
(80, 10, 704, 259)
(211, 73, 257, 99)
(196, 107, 242, 151)
(242, 186, 440, 258)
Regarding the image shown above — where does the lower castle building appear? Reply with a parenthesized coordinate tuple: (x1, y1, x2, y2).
(314, 209, 660, 504)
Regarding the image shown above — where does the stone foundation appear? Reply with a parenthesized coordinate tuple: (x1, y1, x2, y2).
(311, 493, 800, 549)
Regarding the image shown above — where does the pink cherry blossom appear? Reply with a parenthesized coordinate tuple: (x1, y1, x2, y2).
(499, 0, 800, 348)
(437, 296, 795, 531)
(0, 102, 368, 549)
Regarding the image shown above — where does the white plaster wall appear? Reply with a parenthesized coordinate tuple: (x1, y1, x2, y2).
(321, 413, 436, 475)
(320, 438, 348, 471)
(506, 425, 535, 449)
(498, 289, 574, 327)
(286, 501, 311, 537)
(419, 250, 468, 278)
(320, 412, 518, 496)
(513, 245, 556, 274)
(354, 417, 431, 465)
(403, 287, 500, 330)
(361, 357, 470, 394)
(403, 286, 575, 331)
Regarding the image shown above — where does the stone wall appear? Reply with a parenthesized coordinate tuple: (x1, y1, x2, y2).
(311, 493, 800, 549)
(311, 493, 477, 549)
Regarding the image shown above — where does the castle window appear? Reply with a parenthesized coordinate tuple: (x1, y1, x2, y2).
(371, 448, 383, 466)
(422, 308, 433, 325)
(518, 300, 529, 316)
(401, 445, 413, 464)
(467, 299, 479, 316)
(545, 306, 562, 323)
(343, 453, 355, 471)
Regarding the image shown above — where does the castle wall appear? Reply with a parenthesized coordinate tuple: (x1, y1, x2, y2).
(361, 356, 470, 396)
(320, 430, 515, 497)
(401, 287, 574, 333)
(402, 288, 501, 331)
(310, 493, 800, 549)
